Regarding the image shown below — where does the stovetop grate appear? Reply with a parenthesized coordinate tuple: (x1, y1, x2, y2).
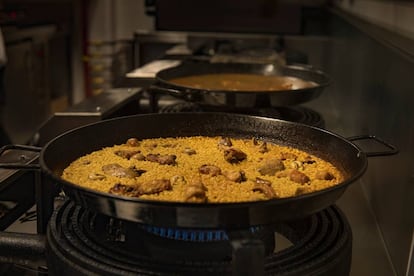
(46, 201, 352, 276)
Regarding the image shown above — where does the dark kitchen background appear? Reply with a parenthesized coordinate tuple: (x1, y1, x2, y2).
(0, 0, 413, 275)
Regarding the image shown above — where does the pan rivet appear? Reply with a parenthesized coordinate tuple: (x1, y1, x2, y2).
(95, 106, 101, 111)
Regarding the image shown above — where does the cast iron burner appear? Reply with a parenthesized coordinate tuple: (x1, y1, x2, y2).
(46, 201, 352, 276)
(158, 103, 325, 128)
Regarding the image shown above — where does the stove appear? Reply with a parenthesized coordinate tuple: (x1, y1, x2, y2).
(46, 200, 351, 276)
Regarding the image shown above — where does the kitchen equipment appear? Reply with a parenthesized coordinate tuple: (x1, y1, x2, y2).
(1, 112, 396, 228)
(149, 62, 330, 107)
(44, 200, 352, 276)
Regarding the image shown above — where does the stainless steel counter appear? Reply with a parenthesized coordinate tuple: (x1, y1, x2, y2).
(303, 83, 397, 275)
(337, 182, 395, 276)
(297, 9, 414, 275)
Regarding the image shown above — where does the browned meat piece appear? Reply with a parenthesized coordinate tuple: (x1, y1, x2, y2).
(295, 186, 312, 196)
(315, 171, 335, 180)
(130, 153, 146, 161)
(114, 150, 141, 160)
(102, 163, 140, 178)
(303, 156, 316, 164)
(126, 138, 140, 147)
(157, 154, 177, 165)
(145, 143, 158, 150)
(199, 164, 222, 176)
(223, 170, 246, 183)
(146, 154, 177, 165)
(109, 179, 171, 197)
(183, 147, 196, 155)
(258, 158, 285, 176)
(253, 179, 277, 199)
(280, 152, 297, 160)
(185, 179, 208, 203)
(138, 179, 172, 195)
(130, 167, 147, 176)
(290, 169, 310, 184)
(218, 137, 232, 149)
(252, 138, 269, 153)
(88, 173, 106, 180)
(275, 170, 289, 178)
(109, 183, 141, 197)
(145, 154, 159, 162)
(224, 148, 247, 164)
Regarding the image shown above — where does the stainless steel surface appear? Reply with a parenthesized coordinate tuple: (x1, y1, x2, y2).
(134, 30, 281, 46)
(55, 88, 140, 116)
(337, 182, 395, 276)
(324, 12, 412, 276)
(133, 30, 282, 68)
(35, 88, 141, 146)
(294, 10, 413, 275)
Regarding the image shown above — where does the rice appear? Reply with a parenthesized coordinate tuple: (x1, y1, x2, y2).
(61, 136, 344, 203)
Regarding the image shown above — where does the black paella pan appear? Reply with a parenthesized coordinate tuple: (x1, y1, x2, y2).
(0, 113, 397, 228)
(149, 62, 330, 107)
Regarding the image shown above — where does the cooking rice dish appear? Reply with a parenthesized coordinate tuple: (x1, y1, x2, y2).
(61, 136, 344, 203)
(168, 73, 317, 91)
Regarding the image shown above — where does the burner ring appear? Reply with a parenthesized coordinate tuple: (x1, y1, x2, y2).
(46, 201, 352, 276)
(140, 224, 263, 242)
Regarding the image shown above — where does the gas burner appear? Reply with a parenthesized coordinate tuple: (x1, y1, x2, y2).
(141, 224, 261, 242)
(158, 103, 324, 128)
(46, 201, 352, 276)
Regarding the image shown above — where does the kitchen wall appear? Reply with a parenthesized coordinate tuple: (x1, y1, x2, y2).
(333, 0, 414, 39)
(300, 9, 414, 275)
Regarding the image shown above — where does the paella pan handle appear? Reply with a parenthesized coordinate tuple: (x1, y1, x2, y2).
(347, 135, 398, 157)
(287, 62, 315, 70)
(0, 144, 41, 170)
(148, 83, 202, 102)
